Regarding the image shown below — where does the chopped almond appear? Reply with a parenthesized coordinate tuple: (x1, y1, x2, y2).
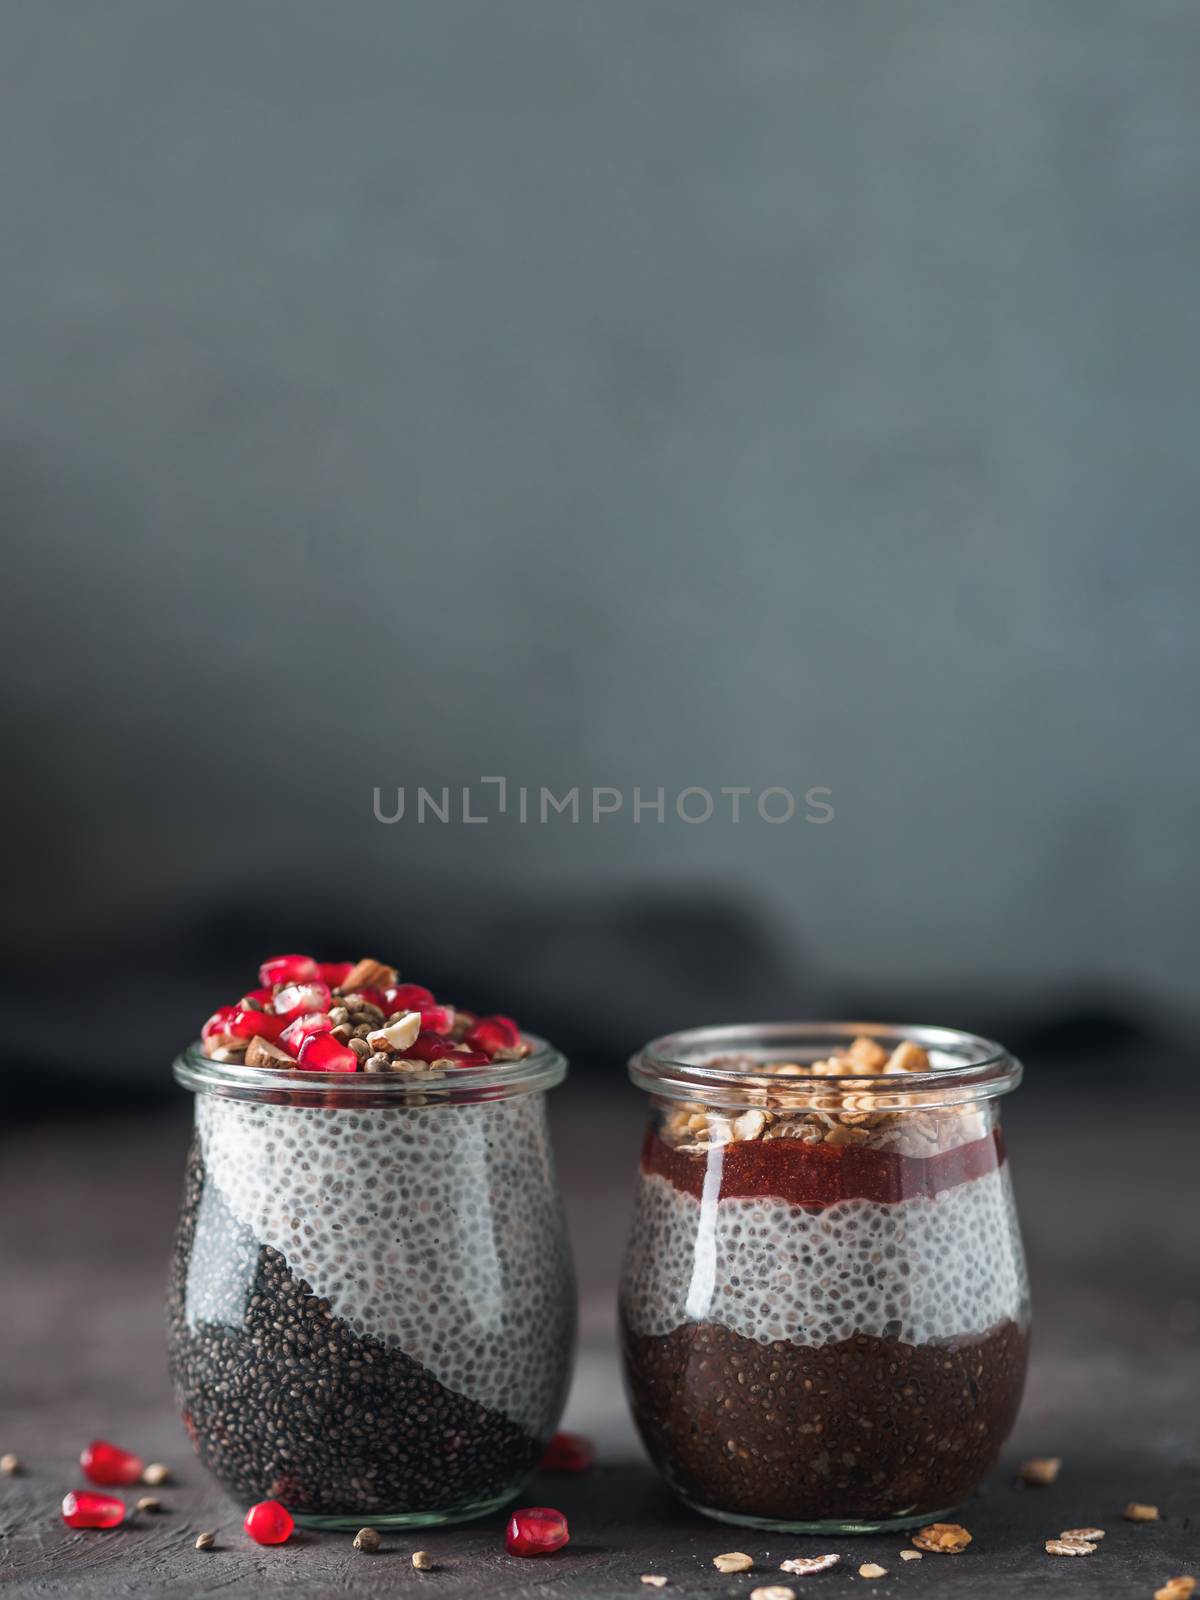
(1124, 1502, 1160, 1522)
(749, 1588, 795, 1600)
(1062, 1528, 1105, 1541)
(900, 1550, 922, 1561)
(640, 1580, 668, 1590)
(859, 1563, 887, 1579)
(341, 958, 398, 993)
(244, 1036, 294, 1068)
(1046, 1538, 1095, 1556)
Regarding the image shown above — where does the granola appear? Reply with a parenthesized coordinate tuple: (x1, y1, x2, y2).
(913, 1522, 972, 1554)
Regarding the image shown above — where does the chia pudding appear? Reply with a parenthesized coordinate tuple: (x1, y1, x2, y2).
(167, 956, 576, 1527)
(619, 1024, 1029, 1532)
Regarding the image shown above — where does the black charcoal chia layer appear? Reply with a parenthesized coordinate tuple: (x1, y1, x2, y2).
(167, 1095, 574, 1517)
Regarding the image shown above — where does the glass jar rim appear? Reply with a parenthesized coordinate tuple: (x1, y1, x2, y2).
(629, 1021, 1022, 1110)
(175, 1031, 567, 1105)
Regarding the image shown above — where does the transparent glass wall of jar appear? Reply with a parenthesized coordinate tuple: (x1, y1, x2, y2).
(619, 1023, 1029, 1534)
(168, 1041, 576, 1529)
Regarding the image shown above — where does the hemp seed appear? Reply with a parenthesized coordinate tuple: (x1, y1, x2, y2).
(0, 1453, 19, 1475)
(195, 1530, 216, 1550)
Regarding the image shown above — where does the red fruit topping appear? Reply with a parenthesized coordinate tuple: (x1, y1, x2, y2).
(506, 1506, 569, 1556)
(416, 1004, 456, 1035)
(467, 1014, 522, 1056)
(297, 1033, 358, 1073)
(279, 1012, 335, 1057)
(259, 955, 320, 987)
(241, 986, 274, 1006)
(80, 1439, 144, 1487)
(540, 1431, 595, 1472)
(62, 1490, 126, 1529)
(273, 981, 332, 1023)
(244, 1499, 294, 1545)
(318, 961, 355, 988)
(384, 983, 435, 1011)
(342, 986, 387, 1012)
(405, 1034, 462, 1062)
(449, 1051, 491, 1067)
(225, 1006, 286, 1043)
(201, 1005, 238, 1042)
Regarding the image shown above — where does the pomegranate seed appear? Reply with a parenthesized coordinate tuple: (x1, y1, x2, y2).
(62, 1490, 126, 1530)
(279, 1011, 335, 1057)
(416, 1004, 455, 1034)
(80, 1439, 144, 1487)
(448, 1051, 491, 1067)
(467, 1014, 522, 1056)
(244, 1499, 294, 1545)
(297, 1033, 359, 1073)
(506, 1506, 569, 1556)
(405, 1034, 462, 1062)
(259, 954, 320, 987)
(241, 986, 275, 1006)
(342, 986, 387, 1012)
(225, 1007, 286, 1043)
(384, 983, 435, 1011)
(540, 1431, 595, 1472)
(273, 981, 332, 1022)
(318, 961, 355, 987)
(201, 1006, 238, 1042)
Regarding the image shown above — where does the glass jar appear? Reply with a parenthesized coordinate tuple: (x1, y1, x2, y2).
(619, 1023, 1029, 1534)
(168, 1038, 575, 1529)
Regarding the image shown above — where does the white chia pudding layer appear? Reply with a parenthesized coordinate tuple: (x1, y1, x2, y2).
(194, 1094, 574, 1437)
(621, 1165, 1028, 1346)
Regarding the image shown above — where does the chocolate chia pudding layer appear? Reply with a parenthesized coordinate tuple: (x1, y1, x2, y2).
(168, 1139, 544, 1518)
(621, 1317, 1028, 1524)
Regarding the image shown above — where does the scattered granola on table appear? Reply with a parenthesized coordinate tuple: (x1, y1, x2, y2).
(1155, 1578, 1196, 1600)
(780, 1553, 840, 1574)
(1046, 1537, 1097, 1556)
(1017, 1456, 1062, 1485)
(712, 1551, 754, 1573)
(913, 1522, 972, 1554)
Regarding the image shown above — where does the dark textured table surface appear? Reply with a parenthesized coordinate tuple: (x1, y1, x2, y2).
(3, 1075, 1197, 1597)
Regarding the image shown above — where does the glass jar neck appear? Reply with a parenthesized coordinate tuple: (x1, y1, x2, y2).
(175, 1034, 567, 1107)
(629, 1022, 1021, 1113)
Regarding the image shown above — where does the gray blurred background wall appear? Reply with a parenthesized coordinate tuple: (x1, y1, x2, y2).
(3, 0, 1199, 1099)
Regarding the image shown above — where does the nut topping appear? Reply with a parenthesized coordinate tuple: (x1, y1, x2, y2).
(1124, 1502, 1161, 1522)
(859, 1564, 887, 1579)
(640, 1579, 668, 1589)
(341, 959, 397, 993)
(1062, 1527, 1105, 1541)
(900, 1550, 922, 1561)
(750, 1588, 795, 1600)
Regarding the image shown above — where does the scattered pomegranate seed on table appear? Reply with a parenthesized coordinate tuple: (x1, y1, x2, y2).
(61, 1491, 126, 1529)
(244, 1499, 294, 1545)
(505, 1506, 570, 1556)
(80, 1439, 144, 1487)
(540, 1431, 596, 1472)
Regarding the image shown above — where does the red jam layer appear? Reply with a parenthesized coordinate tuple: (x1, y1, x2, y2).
(641, 1123, 1004, 1207)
